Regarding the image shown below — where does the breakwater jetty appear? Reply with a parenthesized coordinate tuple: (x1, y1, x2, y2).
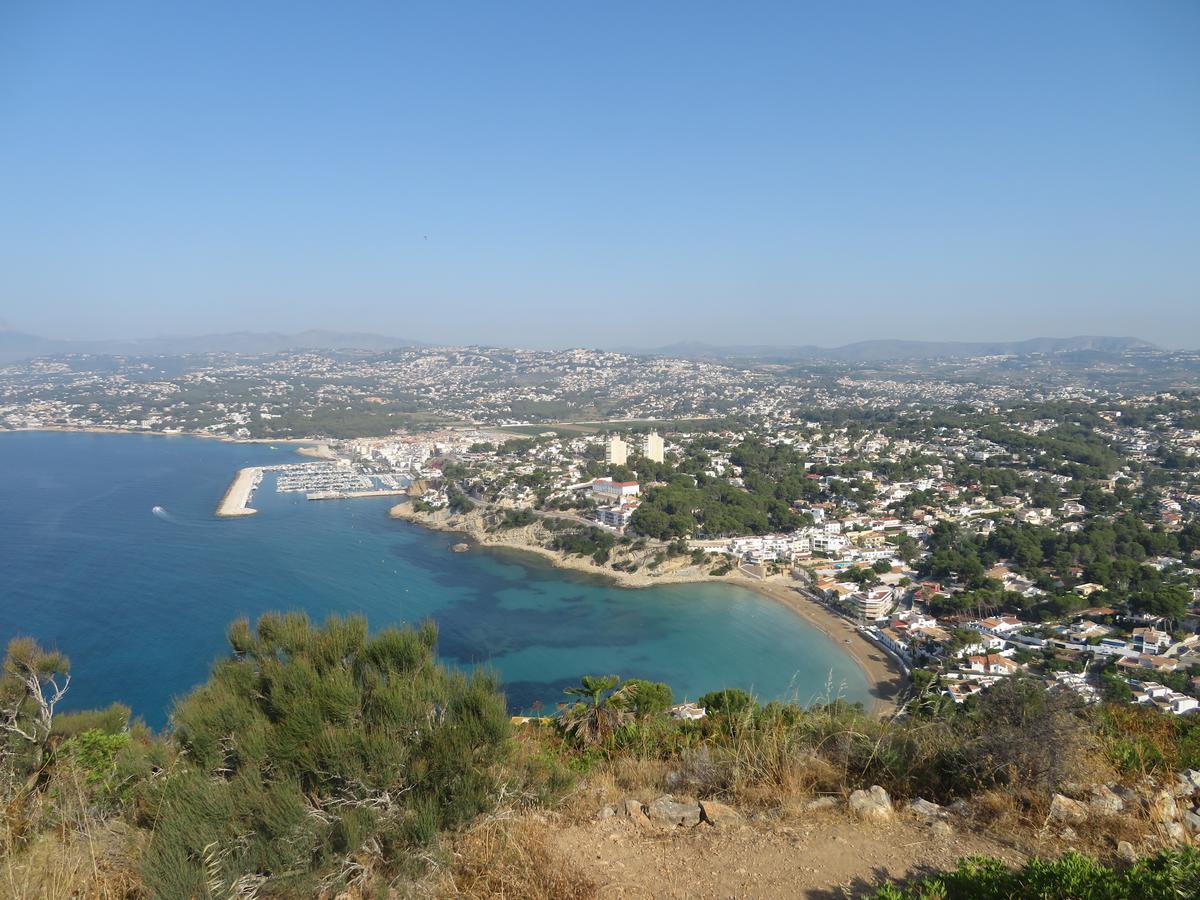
(215, 466, 262, 517)
(307, 489, 410, 501)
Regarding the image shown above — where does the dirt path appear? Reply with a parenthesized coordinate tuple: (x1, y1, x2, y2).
(552, 811, 1024, 899)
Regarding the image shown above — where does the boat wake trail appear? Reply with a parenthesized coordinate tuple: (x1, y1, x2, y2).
(151, 505, 206, 527)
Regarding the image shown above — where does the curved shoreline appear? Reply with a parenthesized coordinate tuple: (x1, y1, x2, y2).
(731, 578, 906, 715)
(1, 425, 320, 445)
(389, 503, 906, 715)
(5, 426, 906, 713)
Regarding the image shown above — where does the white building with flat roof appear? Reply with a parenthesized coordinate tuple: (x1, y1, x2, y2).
(851, 587, 896, 622)
(605, 436, 628, 466)
(642, 430, 664, 463)
(591, 479, 640, 501)
(596, 503, 638, 529)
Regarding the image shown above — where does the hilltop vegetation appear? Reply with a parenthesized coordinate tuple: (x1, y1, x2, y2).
(872, 849, 1200, 899)
(3, 614, 1200, 898)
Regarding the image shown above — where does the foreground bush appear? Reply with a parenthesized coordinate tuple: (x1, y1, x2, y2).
(550, 675, 1121, 811)
(872, 848, 1200, 899)
(140, 613, 511, 897)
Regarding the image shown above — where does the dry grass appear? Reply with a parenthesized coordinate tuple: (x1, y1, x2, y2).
(444, 815, 595, 899)
(1, 767, 145, 900)
(2, 819, 144, 900)
(550, 736, 847, 827)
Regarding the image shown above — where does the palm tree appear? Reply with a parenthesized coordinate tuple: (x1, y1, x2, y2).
(560, 674, 637, 745)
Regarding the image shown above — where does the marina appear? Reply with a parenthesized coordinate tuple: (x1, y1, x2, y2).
(216, 459, 413, 515)
(271, 461, 373, 493)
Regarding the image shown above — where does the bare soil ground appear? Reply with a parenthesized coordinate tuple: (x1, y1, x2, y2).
(547, 810, 1026, 899)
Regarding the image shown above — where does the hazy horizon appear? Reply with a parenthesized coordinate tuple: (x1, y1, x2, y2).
(3, 2, 1198, 348)
(0, 322, 1184, 355)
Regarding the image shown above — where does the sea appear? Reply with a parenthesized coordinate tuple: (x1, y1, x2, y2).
(0, 431, 869, 729)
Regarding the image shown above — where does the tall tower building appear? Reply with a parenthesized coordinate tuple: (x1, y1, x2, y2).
(642, 430, 664, 463)
(605, 435, 628, 466)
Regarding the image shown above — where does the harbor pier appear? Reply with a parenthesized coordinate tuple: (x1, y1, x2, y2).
(215, 467, 262, 517)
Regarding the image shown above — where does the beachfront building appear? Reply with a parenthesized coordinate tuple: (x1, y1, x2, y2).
(811, 532, 848, 554)
(850, 586, 896, 622)
(728, 535, 799, 563)
(596, 502, 639, 529)
(605, 435, 628, 466)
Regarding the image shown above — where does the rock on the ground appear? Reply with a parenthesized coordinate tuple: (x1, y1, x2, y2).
(848, 786, 893, 823)
(699, 799, 741, 827)
(647, 795, 703, 827)
(598, 805, 615, 820)
(907, 798, 946, 820)
(1147, 790, 1179, 824)
(1164, 821, 1187, 843)
(1048, 794, 1089, 825)
(1117, 840, 1137, 863)
(1181, 769, 1200, 791)
(929, 820, 954, 839)
(620, 799, 645, 818)
(1088, 785, 1125, 816)
(1063, 781, 1096, 800)
(804, 797, 839, 812)
(1185, 810, 1200, 834)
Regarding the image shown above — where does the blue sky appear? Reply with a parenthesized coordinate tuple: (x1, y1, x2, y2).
(1, 1, 1197, 348)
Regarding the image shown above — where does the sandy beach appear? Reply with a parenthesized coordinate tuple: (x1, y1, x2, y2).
(295, 442, 337, 459)
(389, 501, 907, 714)
(733, 578, 906, 715)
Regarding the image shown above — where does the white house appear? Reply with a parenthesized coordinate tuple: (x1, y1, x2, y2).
(591, 479, 640, 501)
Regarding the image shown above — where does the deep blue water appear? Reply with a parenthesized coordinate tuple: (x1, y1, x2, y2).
(1, 432, 869, 728)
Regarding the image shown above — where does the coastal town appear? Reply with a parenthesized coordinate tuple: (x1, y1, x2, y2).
(4, 343, 1200, 721)
(164, 369, 1200, 722)
(7, 3, 1200, 893)
(3, 343, 1199, 440)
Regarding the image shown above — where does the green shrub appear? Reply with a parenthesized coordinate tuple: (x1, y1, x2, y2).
(140, 613, 511, 897)
(499, 508, 537, 529)
(625, 680, 673, 718)
(52, 702, 131, 739)
(57, 729, 130, 785)
(873, 848, 1200, 899)
(698, 688, 756, 718)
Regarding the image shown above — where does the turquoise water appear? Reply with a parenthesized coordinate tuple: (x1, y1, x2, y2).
(0, 432, 869, 728)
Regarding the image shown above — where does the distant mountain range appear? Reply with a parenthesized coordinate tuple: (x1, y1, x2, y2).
(635, 336, 1160, 363)
(0, 329, 425, 364)
(0, 328, 1163, 366)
